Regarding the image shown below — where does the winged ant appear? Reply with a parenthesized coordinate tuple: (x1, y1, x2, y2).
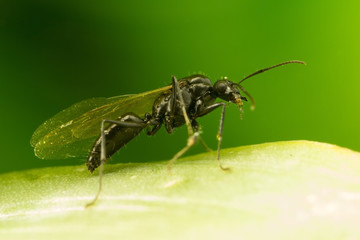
(31, 60, 305, 207)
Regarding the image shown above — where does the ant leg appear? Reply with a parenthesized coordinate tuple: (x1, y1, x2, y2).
(147, 124, 161, 136)
(216, 103, 230, 171)
(199, 138, 212, 152)
(85, 117, 146, 208)
(171, 76, 194, 136)
(191, 120, 212, 152)
(167, 76, 197, 173)
(195, 102, 230, 171)
(167, 133, 199, 174)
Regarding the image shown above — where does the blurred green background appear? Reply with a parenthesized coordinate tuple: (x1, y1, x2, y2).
(0, 0, 359, 174)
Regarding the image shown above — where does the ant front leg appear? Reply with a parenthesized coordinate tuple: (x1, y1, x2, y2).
(167, 76, 198, 173)
(215, 103, 231, 171)
(196, 102, 230, 171)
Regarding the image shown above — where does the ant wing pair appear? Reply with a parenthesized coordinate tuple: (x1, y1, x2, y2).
(30, 85, 171, 160)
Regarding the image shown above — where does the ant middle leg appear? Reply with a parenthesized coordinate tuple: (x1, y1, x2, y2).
(167, 76, 199, 173)
(191, 120, 212, 152)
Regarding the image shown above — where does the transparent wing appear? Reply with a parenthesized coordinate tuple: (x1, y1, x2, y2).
(31, 86, 171, 160)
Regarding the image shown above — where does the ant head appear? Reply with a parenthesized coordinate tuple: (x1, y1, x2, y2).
(213, 60, 305, 110)
(213, 77, 247, 107)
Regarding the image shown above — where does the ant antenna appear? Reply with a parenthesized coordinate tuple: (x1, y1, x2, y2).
(238, 60, 306, 84)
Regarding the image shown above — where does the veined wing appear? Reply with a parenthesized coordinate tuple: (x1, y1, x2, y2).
(31, 85, 171, 160)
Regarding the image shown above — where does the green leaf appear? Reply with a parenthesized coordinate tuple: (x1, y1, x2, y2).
(1, 140, 360, 240)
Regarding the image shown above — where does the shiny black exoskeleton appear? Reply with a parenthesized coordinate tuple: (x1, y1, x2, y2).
(87, 74, 247, 172)
(87, 60, 306, 175)
(85, 60, 305, 207)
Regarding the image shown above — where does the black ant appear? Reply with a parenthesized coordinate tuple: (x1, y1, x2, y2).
(30, 60, 305, 207)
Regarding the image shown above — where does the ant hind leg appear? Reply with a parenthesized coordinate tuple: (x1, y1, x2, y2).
(85, 116, 147, 208)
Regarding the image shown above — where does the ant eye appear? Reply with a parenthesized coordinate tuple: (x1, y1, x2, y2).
(218, 83, 227, 93)
(214, 80, 228, 94)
